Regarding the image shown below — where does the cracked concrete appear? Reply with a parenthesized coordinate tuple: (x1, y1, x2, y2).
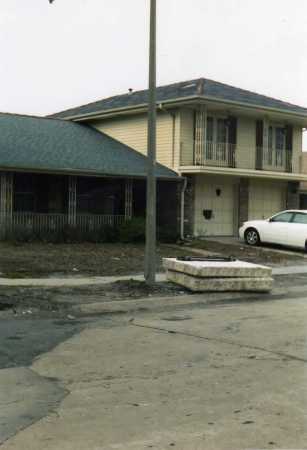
(2, 295, 307, 449)
(0, 368, 67, 445)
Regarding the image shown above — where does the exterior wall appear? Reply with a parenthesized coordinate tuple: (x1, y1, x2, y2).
(180, 109, 194, 166)
(91, 112, 176, 169)
(184, 176, 196, 237)
(238, 178, 249, 226)
(248, 180, 287, 220)
(286, 181, 300, 209)
(300, 152, 307, 192)
(178, 110, 303, 174)
(91, 108, 303, 176)
(236, 117, 256, 169)
(194, 175, 239, 236)
(292, 126, 302, 174)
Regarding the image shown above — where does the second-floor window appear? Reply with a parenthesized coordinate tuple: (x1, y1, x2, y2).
(206, 117, 228, 160)
(268, 125, 285, 166)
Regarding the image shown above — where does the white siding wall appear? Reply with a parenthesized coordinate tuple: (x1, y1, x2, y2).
(194, 175, 238, 236)
(248, 180, 287, 220)
(91, 112, 175, 169)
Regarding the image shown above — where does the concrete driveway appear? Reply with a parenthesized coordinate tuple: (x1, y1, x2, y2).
(2, 293, 307, 450)
(205, 235, 307, 258)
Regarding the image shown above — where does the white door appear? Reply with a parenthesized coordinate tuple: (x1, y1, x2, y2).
(194, 176, 236, 236)
(287, 212, 307, 249)
(249, 181, 286, 221)
(264, 211, 294, 245)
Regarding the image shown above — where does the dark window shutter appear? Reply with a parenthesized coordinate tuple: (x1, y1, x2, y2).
(256, 120, 264, 169)
(228, 116, 237, 145)
(285, 125, 293, 151)
(285, 125, 293, 172)
(256, 120, 263, 148)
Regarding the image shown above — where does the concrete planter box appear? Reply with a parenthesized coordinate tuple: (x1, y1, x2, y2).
(163, 258, 273, 292)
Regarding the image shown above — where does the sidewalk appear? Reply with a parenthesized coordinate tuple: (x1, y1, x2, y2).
(0, 264, 306, 287)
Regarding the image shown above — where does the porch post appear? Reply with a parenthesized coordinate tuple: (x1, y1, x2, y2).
(194, 107, 206, 165)
(0, 172, 13, 239)
(68, 176, 77, 227)
(125, 179, 133, 220)
(238, 178, 249, 227)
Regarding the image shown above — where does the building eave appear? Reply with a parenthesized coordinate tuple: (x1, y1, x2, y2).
(179, 165, 307, 182)
(58, 95, 307, 124)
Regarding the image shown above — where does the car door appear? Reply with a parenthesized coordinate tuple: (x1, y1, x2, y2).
(287, 212, 307, 249)
(265, 211, 294, 245)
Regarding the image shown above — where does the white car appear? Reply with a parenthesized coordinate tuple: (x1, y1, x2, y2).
(239, 210, 307, 250)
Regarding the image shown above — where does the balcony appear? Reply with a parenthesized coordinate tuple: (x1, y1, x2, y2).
(193, 142, 236, 168)
(256, 147, 292, 173)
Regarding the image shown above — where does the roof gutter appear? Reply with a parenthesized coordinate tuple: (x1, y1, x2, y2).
(59, 95, 307, 123)
(0, 165, 181, 181)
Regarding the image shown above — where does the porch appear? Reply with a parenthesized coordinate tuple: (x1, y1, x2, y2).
(0, 172, 179, 240)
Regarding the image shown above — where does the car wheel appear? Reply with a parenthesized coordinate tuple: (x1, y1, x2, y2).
(244, 228, 260, 246)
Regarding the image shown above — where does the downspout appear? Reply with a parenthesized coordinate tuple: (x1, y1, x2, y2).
(180, 176, 187, 240)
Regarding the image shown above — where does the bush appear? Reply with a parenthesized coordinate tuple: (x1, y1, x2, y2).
(118, 217, 145, 243)
(7, 226, 36, 243)
(157, 227, 179, 243)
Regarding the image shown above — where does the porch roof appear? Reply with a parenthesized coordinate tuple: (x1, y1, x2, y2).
(0, 113, 178, 180)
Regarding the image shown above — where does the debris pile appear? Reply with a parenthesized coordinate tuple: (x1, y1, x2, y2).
(163, 256, 273, 292)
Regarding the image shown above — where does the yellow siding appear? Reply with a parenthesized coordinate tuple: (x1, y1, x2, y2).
(180, 109, 194, 166)
(91, 112, 174, 169)
(236, 117, 256, 169)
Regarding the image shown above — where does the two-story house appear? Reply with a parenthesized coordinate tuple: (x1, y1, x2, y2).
(52, 78, 307, 237)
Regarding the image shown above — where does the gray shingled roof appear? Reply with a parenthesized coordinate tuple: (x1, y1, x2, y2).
(0, 113, 178, 179)
(50, 78, 307, 119)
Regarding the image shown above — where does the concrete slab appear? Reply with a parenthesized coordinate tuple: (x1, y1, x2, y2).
(166, 270, 273, 292)
(163, 258, 272, 278)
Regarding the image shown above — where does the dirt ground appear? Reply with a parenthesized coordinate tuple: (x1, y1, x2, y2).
(0, 242, 189, 278)
(0, 240, 303, 279)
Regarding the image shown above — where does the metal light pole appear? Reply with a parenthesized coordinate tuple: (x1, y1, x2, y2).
(48, 0, 157, 284)
(144, 0, 157, 285)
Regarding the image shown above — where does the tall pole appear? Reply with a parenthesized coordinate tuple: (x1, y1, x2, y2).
(145, 0, 157, 285)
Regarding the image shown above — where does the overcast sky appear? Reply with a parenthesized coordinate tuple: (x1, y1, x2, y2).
(1, 0, 307, 146)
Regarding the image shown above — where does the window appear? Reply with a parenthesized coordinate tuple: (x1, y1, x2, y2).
(206, 116, 228, 160)
(268, 126, 273, 165)
(275, 127, 285, 166)
(267, 124, 285, 166)
(292, 213, 307, 224)
(206, 117, 214, 142)
(270, 212, 294, 223)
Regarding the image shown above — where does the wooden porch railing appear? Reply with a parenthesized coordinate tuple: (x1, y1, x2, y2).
(11, 212, 126, 234)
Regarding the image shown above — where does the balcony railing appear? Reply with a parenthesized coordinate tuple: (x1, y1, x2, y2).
(194, 142, 236, 168)
(256, 147, 292, 173)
